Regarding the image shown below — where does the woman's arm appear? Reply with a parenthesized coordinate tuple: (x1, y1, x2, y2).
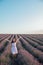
(5, 39, 11, 43)
(16, 36, 22, 43)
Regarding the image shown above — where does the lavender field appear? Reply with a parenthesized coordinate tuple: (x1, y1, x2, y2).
(0, 34, 43, 65)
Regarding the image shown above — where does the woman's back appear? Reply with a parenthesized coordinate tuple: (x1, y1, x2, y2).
(12, 43, 16, 47)
(11, 42, 18, 54)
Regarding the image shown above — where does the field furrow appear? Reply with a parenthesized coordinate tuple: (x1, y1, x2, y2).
(19, 36, 43, 63)
(16, 36, 42, 65)
(21, 35, 43, 52)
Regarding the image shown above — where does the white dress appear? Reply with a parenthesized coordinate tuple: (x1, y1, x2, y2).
(11, 43, 18, 54)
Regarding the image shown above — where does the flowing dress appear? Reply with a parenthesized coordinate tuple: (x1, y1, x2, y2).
(11, 43, 18, 54)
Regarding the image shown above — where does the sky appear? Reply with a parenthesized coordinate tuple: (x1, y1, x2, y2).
(0, 0, 43, 34)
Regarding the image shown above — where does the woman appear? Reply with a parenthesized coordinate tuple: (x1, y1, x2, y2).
(6, 36, 21, 58)
(11, 38, 19, 58)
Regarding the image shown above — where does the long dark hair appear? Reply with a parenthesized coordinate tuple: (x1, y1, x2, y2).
(11, 38, 16, 43)
(11, 40, 14, 43)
